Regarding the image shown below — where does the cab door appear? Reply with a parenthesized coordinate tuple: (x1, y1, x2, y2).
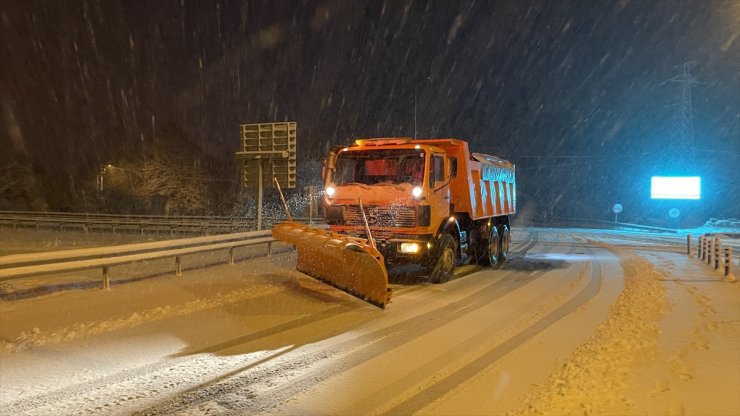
(428, 153, 451, 230)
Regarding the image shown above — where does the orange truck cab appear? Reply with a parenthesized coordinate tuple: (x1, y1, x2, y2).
(322, 137, 516, 283)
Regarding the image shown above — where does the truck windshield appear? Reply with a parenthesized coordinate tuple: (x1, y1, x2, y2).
(334, 149, 426, 186)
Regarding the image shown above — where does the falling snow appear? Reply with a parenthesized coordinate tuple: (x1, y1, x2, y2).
(0, 0, 737, 224)
(0, 2, 739, 414)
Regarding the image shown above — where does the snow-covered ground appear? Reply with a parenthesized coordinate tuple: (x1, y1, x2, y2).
(0, 226, 738, 415)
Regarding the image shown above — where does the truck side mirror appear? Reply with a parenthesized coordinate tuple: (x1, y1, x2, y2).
(324, 145, 342, 183)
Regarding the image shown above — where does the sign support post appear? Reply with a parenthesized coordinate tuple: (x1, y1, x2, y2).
(612, 203, 623, 223)
(257, 159, 263, 230)
(235, 122, 296, 230)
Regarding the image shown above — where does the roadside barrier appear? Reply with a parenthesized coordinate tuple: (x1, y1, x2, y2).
(0, 210, 323, 235)
(0, 230, 284, 290)
(690, 233, 735, 281)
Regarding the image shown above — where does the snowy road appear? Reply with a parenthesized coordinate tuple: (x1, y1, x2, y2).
(1, 228, 738, 415)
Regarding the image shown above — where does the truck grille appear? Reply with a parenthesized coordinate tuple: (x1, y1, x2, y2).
(344, 205, 417, 228)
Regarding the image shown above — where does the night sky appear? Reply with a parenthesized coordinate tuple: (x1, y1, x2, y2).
(1, 0, 738, 225)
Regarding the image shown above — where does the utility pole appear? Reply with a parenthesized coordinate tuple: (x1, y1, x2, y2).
(664, 61, 701, 160)
(414, 87, 417, 140)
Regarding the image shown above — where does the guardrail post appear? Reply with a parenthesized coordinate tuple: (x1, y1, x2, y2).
(102, 267, 110, 289)
(267, 242, 273, 257)
(687, 234, 692, 256)
(725, 247, 735, 281)
(714, 238, 721, 271)
(706, 236, 711, 263)
(704, 238, 714, 265)
(175, 256, 182, 276)
(229, 247, 235, 264)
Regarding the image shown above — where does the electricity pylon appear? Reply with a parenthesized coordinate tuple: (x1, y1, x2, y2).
(664, 61, 701, 162)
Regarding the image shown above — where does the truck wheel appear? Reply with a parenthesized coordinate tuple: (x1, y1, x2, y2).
(428, 234, 455, 283)
(498, 224, 510, 264)
(478, 225, 500, 267)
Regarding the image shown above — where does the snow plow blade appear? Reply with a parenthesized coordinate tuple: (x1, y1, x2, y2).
(272, 222, 391, 308)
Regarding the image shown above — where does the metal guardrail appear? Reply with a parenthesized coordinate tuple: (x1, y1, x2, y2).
(0, 210, 323, 235)
(527, 216, 679, 233)
(0, 229, 285, 289)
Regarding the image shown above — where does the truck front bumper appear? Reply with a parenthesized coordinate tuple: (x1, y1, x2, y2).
(337, 230, 434, 264)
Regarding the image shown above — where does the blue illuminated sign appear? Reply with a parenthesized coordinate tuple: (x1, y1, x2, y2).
(650, 176, 701, 200)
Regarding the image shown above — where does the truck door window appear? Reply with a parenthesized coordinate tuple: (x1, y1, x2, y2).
(430, 155, 444, 188)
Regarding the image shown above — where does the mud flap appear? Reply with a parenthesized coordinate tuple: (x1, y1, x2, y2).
(272, 222, 391, 308)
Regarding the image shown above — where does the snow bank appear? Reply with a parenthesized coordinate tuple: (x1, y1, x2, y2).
(516, 251, 668, 414)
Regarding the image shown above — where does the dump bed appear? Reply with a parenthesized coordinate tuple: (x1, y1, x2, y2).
(462, 152, 516, 220)
(412, 139, 516, 221)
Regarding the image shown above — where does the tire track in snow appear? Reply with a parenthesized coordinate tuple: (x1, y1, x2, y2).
(133, 273, 532, 414)
(185, 230, 542, 356)
(1, 231, 543, 415)
(1, 282, 287, 352)
(1, 348, 283, 415)
(134, 234, 555, 414)
(382, 247, 603, 415)
(1, 301, 356, 415)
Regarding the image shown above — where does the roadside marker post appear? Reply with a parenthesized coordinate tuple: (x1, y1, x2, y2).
(714, 238, 721, 271)
(707, 238, 713, 265)
(725, 247, 735, 282)
(687, 234, 692, 256)
(697, 235, 702, 259)
(102, 267, 110, 289)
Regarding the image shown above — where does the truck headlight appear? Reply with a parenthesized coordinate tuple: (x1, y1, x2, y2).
(400, 242, 420, 254)
(412, 186, 422, 198)
(325, 186, 336, 197)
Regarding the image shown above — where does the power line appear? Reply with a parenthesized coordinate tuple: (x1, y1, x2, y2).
(498, 155, 597, 159)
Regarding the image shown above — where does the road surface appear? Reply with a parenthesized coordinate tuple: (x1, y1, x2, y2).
(1, 227, 738, 415)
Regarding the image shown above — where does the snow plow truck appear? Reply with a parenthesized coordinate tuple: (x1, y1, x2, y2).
(273, 138, 516, 308)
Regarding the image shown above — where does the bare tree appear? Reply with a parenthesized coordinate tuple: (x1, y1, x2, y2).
(133, 154, 208, 215)
(0, 163, 47, 210)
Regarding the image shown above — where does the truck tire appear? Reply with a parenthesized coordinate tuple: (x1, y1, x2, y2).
(498, 224, 510, 264)
(428, 234, 455, 283)
(478, 225, 500, 267)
